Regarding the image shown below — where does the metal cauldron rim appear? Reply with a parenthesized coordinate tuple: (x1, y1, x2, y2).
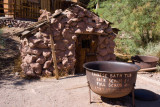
(132, 55, 159, 62)
(83, 61, 141, 74)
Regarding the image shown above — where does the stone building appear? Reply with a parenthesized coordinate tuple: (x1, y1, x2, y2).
(16, 5, 118, 77)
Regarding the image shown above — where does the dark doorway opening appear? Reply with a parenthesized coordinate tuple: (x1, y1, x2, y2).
(75, 34, 98, 74)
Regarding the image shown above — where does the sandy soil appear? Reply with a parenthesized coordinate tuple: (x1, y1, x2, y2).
(0, 27, 160, 107)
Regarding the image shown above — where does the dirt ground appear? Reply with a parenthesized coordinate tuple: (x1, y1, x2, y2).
(0, 27, 160, 107)
(0, 73, 160, 107)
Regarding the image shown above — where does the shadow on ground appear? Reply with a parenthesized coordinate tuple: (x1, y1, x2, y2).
(99, 89, 160, 107)
(59, 74, 85, 80)
(0, 34, 20, 78)
(100, 96, 133, 107)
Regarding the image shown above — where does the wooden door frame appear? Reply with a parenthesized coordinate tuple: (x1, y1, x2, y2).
(75, 34, 98, 74)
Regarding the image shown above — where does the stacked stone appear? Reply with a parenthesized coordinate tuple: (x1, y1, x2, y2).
(0, 18, 35, 28)
(21, 5, 117, 76)
(97, 33, 116, 61)
(21, 31, 53, 76)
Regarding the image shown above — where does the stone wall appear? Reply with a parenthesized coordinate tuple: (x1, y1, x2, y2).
(21, 32, 53, 76)
(0, 17, 35, 28)
(20, 5, 116, 77)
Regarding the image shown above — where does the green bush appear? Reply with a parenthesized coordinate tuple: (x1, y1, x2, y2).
(88, 0, 160, 56)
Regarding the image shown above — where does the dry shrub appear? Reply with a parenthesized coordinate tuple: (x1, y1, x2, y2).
(138, 42, 160, 58)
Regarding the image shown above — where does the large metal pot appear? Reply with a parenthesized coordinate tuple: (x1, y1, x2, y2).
(131, 55, 159, 69)
(83, 61, 140, 98)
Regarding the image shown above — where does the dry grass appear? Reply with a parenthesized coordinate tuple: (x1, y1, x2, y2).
(138, 42, 160, 58)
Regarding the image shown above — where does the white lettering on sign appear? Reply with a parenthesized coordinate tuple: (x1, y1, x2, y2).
(110, 74, 123, 78)
(92, 72, 108, 77)
(108, 83, 122, 88)
(91, 72, 133, 88)
(97, 82, 106, 87)
(124, 73, 132, 78)
(109, 79, 122, 84)
(96, 78, 106, 82)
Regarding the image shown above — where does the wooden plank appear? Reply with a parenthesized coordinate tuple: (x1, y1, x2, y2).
(47, 14, 59, 80)
(0, 3, 14, 5)
(14, 0, 16, 19)
(0, 8, 15, 10)
(139, 67, 157, 72)
(0, 13, 14, 15)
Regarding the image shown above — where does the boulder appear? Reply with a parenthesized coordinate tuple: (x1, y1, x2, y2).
(43, 60, 52, 69)
(85, 11, 92, 18)
(62, 57, 68, 66)
(35, 32, 42, 39)
(109, 54, 116, 60)
(77, 22, 85, 28)
(68, 51, 73, 56)
(97, 28, 104, 33)
(30, 63, 42, 75)
(27, 48, 42, 55)
(78, 11, 85, 17)
(23, 54, 37, 63)
(68, 44, 74, 50)
(104, 55, 110, 61)
(99, 44, 106, 49)
(109, 41, 116, 48)
(44, 37, 50, 44)
(98, 36, 106, 44)
(72, 35, 77, 41)
(97, 55, 104, 61)
(98, 48, 108, 56)
(86, 25, 94, 33)
(29, 42, 36, 48)
(32, 39, 42, 44)
(36, 56, 46, 64)
(43, 50, 51, 58)
(63, 39, 69, 44)
(51, 18, 57, 24)
(37, 42, 48, 48)
(53, 30, 60, 36)
(75, 29, 82, 33)
(25, 70, 36, 76)
(105, 27, 113, 33)
(105, 38, 109, 45)
(68, 18, 79, 24)
(42, 70, 52, 76)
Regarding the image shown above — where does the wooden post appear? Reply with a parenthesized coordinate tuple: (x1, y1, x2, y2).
(14, 0, 16, 19)
(47, 14, 59, 80)
(49, 34, 59, 80)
